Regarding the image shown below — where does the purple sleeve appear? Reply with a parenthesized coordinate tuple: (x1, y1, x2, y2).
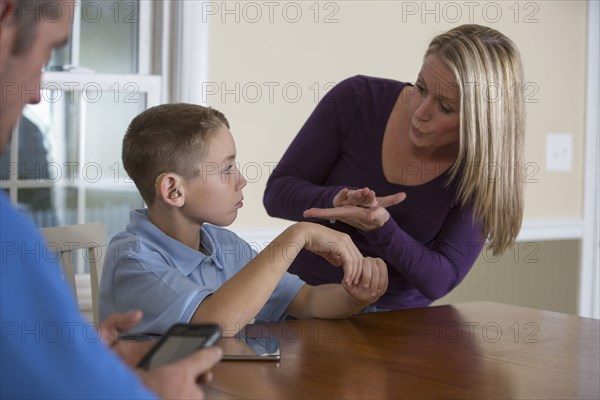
(263, 78, 357, 220)
(361, 205, 484, 300)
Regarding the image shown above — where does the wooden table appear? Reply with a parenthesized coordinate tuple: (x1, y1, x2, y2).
(204, 302, 600, 399)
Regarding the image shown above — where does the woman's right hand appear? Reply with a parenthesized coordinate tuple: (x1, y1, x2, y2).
(304, 188, 406, 231)
(332, 187, 379, 208)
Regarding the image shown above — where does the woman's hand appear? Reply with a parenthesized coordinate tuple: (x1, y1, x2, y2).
(304, 188, 406, 231)
(333, 187, 379, 208)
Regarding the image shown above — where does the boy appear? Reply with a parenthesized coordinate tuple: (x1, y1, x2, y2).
(100, 103, 388, 335)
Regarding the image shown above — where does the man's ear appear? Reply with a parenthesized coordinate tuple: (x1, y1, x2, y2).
(0, 0, 17, 23)
(0, 0, 18, 73)
(0, 0, 18, 49)
(155, 172, 184, 207)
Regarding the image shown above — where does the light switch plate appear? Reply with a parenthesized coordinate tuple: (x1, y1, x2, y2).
(546, 133, 573, 172)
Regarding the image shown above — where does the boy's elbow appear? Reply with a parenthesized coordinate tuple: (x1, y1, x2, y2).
(286, 285, 317, 320)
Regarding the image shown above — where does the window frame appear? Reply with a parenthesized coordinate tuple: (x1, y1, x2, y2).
(0, 1, 161, 229)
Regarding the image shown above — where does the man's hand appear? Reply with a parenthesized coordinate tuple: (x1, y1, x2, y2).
(97, 310, 143, 347)
(97, 310, 153, 367)
(138, 347, 223, 399)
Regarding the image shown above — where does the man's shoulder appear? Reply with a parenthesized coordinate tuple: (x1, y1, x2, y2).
(0, 194, 39, 239)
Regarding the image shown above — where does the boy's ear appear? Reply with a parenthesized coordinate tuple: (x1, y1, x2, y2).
(155, 172, 184, 207)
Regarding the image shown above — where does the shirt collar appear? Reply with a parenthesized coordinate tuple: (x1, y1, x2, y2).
(127, 209, 224, 275)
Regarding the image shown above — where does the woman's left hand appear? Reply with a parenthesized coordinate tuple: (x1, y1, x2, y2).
(304, 188, 406, 231)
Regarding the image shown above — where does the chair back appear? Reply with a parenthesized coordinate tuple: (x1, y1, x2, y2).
(40, 223, 106, 323)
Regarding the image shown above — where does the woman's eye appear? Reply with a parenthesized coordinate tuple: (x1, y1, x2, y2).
(440, 103, 452, 113)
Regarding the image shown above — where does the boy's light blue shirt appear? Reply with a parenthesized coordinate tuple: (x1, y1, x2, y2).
(99, 209, 305, 335)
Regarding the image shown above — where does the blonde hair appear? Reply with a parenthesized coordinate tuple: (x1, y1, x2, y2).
(426, 24, 525, 256)
(122, 103, 229, 205)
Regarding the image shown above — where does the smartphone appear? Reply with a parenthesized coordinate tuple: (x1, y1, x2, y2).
(219, 336, 281, 361)
(137, 323, 221, 370)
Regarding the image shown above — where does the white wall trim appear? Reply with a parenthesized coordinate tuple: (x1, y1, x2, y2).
(579, 0, 600, 319)
(137, 0, 152, 75)
(232, 218, 586, 248)
(176, 1, 209, 104)
(517, 219, 585, 242)
(231, 227, 286, 248)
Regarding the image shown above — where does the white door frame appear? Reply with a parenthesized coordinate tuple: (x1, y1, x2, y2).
(579, 0, 599, 319)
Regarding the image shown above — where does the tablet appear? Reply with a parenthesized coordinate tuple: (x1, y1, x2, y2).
(218, 336, 281, 361)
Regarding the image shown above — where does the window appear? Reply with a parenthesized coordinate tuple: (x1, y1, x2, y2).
(0, 1, 161, 242)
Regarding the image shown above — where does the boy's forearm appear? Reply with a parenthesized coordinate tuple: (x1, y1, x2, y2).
(289, 284, 369, 320)
(191, 225, 307, 335)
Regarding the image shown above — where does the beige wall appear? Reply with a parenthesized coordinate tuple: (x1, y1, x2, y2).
(199, 1, 590, 314)
(434, 240, 581, 314)
(204, 0, 588, 231)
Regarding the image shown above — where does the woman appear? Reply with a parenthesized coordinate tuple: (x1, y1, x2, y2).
(263, 24, 525, 311)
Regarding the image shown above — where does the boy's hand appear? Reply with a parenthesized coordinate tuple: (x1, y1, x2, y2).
(342, 257, 388, 303)
(293, 222, 363, 286)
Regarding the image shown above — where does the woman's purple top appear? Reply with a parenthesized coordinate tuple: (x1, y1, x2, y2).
(263, 75, 485, 310)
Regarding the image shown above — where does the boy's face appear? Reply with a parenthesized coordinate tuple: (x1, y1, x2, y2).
(180, 126, 247, 226)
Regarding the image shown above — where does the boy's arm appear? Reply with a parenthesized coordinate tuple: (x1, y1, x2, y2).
(286, 257, 388, 319)
(190, 222, 364, 335)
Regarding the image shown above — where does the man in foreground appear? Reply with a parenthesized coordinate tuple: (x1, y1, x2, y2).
(0, 1, 221, 398)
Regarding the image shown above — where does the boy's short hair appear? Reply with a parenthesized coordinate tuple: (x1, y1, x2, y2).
(123, 103, 229, 205)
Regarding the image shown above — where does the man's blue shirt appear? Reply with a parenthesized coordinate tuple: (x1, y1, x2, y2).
(0, 193, 156, 399)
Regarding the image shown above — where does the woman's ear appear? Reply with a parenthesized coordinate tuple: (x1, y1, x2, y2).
(155, 172, 184, 206)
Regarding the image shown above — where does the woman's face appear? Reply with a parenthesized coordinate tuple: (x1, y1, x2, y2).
(407, 55, 461, 153)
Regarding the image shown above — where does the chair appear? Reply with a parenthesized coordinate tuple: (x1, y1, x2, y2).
(40, 223, 106, 324)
